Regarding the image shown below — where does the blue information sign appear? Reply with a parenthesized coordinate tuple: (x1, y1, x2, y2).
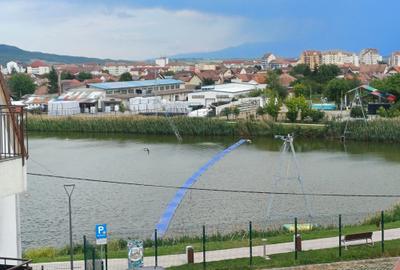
(95, 224, 107, 244)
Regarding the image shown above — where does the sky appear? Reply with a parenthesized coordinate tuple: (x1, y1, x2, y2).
(0, 0, 399, 60)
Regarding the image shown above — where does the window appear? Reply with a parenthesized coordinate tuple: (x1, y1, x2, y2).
(106, 90, 113, 95)
(160, 86, 165, 91)
(121, 90, 127, 94)
(136, 89, 142, 94)
(166, 85, 170, 90)
(192, 95, 204, 99)
(129, 90, 135, 94)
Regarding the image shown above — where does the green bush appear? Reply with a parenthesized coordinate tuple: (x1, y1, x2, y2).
(350, 106, 365, 118)
(306, 109, 325, 122)
(24, 247, 57, 259)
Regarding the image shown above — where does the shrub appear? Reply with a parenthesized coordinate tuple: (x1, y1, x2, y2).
(306, 109, 325, 122)
(350, 106, 365, 118)
(24, 247, 57, 259)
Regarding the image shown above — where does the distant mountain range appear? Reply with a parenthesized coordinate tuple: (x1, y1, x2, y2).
(171, 41, 301, 60)
(0, 44, 129, 65)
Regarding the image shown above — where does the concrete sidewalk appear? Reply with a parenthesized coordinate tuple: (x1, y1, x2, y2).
(31, 228, 400, 270)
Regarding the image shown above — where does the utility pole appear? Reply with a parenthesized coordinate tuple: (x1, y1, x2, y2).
(64, 184, 75, 270)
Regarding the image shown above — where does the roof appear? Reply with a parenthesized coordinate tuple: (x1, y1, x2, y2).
(30, 60, 48, 68)
(88, 79, 183, 90)
(201, 83, 260, 94)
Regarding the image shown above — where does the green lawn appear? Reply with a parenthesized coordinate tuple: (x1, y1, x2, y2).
(27, 221, 400, 263)
(168, 238, 400, 270)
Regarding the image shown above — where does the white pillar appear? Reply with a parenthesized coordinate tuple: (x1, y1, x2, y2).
(0, 194, 21, 258)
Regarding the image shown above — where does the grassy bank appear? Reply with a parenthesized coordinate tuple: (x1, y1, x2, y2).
(25, 219, 400, 263)
(27, 115, 327, 138)
(168, 238, 400, 270)
(27, 115, 400, 142)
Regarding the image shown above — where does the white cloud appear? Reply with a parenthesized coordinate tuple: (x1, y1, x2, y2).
(0, 1, 259, 60)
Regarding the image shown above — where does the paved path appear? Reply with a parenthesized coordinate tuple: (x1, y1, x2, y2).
(32, 228, 400, 270)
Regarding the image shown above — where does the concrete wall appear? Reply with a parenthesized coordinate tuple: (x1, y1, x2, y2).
(0, 158, 26, 258)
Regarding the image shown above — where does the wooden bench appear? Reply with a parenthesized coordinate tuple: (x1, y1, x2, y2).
(342, 232, 373, 250)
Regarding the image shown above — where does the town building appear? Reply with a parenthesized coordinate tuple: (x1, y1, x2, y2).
(188, 82, 265, 108)
(321, 50, 359, 66)
(299, 50, 322, 70)
(88, 79, 189, 102)
(26, 60, 50, 75)
(261, 53, 277, 69)
(389, 51, 400, 67)
(359, 48, 383, 65)
(155, 57, 169, 67)
(0, 73, 28, 259)
(103, 64, 132, 76)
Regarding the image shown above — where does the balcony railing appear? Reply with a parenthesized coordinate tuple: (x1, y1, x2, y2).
(0, 105, 28, 164)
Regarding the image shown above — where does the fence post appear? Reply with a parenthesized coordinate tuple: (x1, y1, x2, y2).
(155, 229, 158, 267)
(294, 217, 298, 260)
(339, 214, 342, 257)
(92, 248, 96, 270)
(105, 244, 108, 270)
(202, 225, 206, 270)
(249, 221, 253, 267)
(83, 236, 87, 270)
(381, 210, 384, 254)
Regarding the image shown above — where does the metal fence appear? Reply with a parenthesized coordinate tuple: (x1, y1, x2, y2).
(27, 210, 395, 270)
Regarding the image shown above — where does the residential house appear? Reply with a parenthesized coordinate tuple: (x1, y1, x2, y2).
(155, 57, 169, 67)
(359, 48, 383, 65)
(27, 60, 50, 75)
(0, 73, 28, 259)
(174, 72, 202, 89)
(196, 70, 224, 85)
(279, 73, 297, 88)
(103, 63, 133, 76)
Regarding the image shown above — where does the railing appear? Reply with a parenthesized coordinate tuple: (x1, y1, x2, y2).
(0, 257, 32, 270)
(0, 105, 28, 164)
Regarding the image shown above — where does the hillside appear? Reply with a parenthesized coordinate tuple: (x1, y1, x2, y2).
(0, 44, 127, 65)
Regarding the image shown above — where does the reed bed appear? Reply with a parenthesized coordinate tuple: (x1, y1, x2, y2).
(27, 114, 328, 138)
(327, 118, 400, 142)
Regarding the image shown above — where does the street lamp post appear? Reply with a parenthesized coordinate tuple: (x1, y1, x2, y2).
(64, 184, 75, 270)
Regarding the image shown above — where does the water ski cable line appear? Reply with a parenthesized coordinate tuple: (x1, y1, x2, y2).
(155, 138, 249, 237)
(27, 172, 400, 198)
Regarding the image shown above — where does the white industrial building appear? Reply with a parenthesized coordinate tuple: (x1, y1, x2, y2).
(188, 82, 266, 108)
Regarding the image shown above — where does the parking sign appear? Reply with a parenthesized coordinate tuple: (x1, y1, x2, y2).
(95, 224, 107, 245)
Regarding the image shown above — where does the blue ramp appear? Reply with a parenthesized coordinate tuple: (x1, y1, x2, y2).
(155, 139, 248, 237)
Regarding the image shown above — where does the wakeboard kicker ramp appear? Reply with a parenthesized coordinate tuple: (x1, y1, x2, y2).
(155, 138, 249, 238)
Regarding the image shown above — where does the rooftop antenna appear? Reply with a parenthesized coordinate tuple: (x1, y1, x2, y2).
(266, 134, 313, 223)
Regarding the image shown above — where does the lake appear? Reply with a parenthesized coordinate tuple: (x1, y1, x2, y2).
(20, 133, 400, 249)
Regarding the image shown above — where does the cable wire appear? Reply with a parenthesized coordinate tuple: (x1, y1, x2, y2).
(28, 172, 400, 198)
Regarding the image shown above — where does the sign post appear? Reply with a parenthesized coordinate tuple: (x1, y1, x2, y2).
(96, 224, 108, 245)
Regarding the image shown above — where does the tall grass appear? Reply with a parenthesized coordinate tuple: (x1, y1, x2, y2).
(27, 115, 328, 138)
(327, 118, 400, 142)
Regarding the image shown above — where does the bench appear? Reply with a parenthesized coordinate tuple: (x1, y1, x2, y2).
(342, 232, 373, 250)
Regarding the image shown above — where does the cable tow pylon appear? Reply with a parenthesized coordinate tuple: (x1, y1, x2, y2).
(266, 134, 314, 224)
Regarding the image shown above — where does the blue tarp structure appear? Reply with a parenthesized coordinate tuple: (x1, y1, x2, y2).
(155, 139, 248, 237)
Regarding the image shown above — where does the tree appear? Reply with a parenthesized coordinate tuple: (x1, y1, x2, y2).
(221, 107, 231, 120)
(285, 96, 309, 122)
(371, 74, 400, 97)
(266, 71, 287, 98)
(312, 64, 341, 84)
(163, 71, 175, 76)
(290, 64, 312, 77)
(47, 67, 59, 94)
(232, 106, 240, 119)
(61, 72, 75, 80)
(77, 72, 92, 82)
(202, 78, 215, 86)
(265, 95, 282, 121)
(325, 78, 359, 105)
(119, 72, 132, 81)
(7, 73, 36, 100)
(293, 83, 309, 97)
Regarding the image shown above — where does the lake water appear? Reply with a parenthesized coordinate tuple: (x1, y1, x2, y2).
(20, 133, 400, 249)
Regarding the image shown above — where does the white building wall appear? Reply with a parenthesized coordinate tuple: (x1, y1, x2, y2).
(0, 158, 26, 258)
